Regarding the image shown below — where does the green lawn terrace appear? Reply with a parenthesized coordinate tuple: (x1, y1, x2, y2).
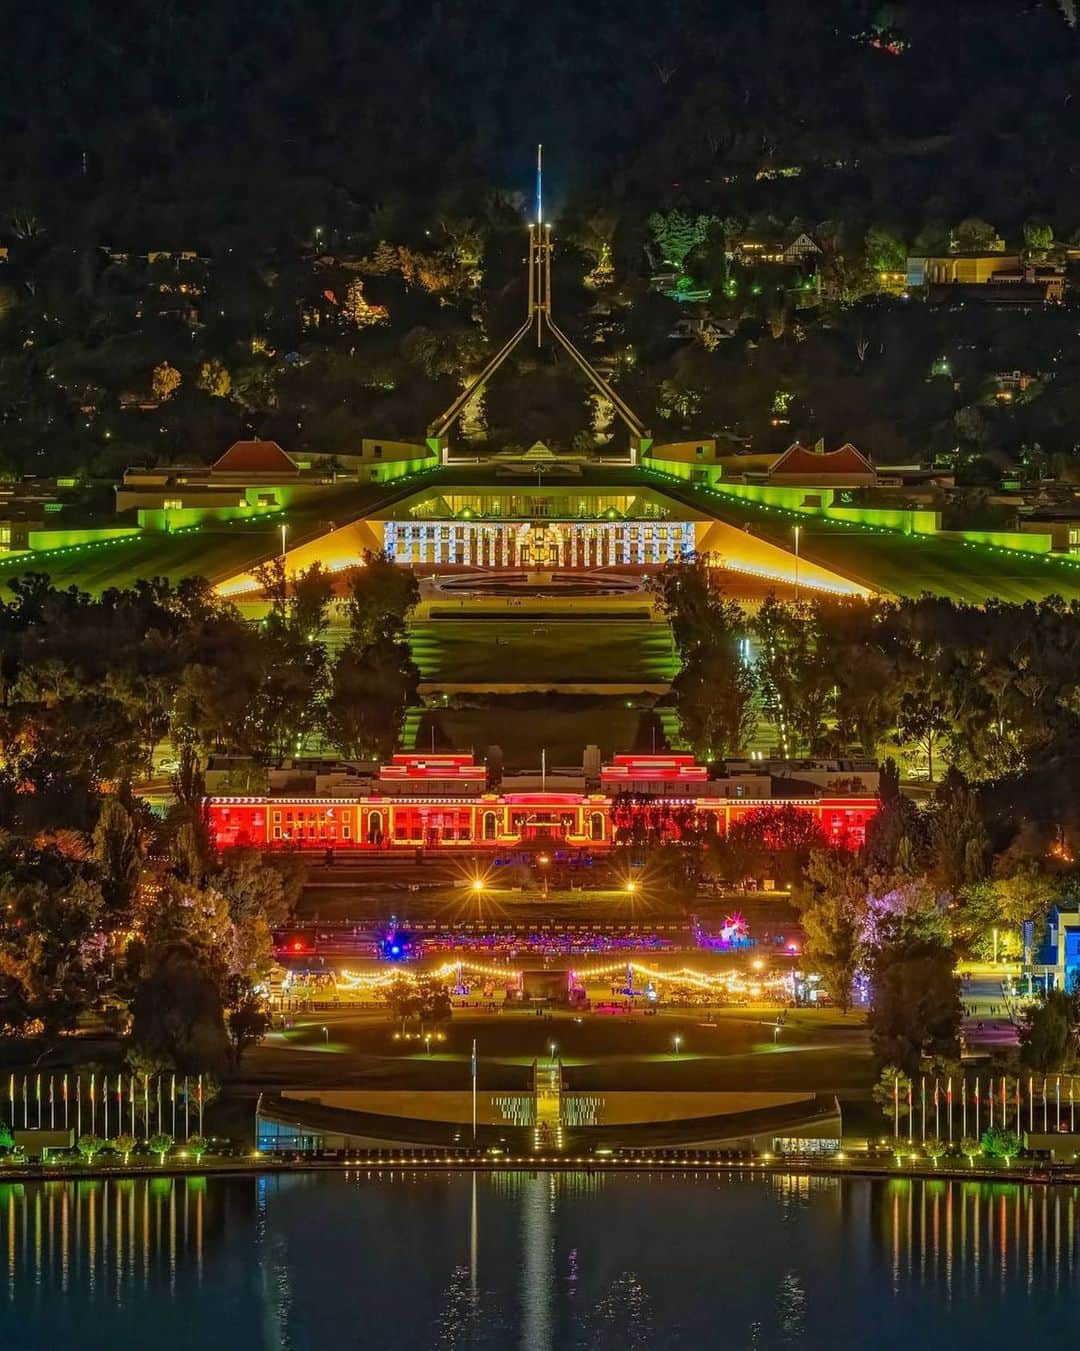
(5, 458, 1079, 606)
(409, 618, 678, 687)
(0, 476, 435, 596)
(643, 469, 1080, 604)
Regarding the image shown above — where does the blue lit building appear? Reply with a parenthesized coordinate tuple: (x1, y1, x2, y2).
(1028, 904, 1080, 992)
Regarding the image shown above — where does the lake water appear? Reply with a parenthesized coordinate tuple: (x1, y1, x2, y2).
(1, 1170, 1079, 1349)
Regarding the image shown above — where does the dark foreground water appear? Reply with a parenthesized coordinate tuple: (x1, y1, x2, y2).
(1, 1170, 1079, 1350)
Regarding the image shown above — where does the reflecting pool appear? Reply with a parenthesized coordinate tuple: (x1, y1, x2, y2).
(1, 1170, 1079, 1349)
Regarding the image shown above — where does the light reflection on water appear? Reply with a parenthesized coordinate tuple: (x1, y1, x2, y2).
(0, 1171, 1078, 1350)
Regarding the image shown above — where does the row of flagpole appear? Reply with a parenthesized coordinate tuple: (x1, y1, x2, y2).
(892, 1073, 1077, 1143)
(5, 1072, 205, 1141)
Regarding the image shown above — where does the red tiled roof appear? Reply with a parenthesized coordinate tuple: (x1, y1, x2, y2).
(212, 440, 298, 475)
(769, 442, 874, 477)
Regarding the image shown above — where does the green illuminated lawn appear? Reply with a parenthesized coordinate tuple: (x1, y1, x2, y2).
(648, 473, 1080, 603)
(408, 618, 678, 685)
(0, 478, 431, 595)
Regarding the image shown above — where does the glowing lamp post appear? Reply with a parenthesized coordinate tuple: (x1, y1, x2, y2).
(673, 1034, 682, 1057)
(792, 525, 801, 602)
(322, 1025, 329, 1044)
(538, 853, 550, 901)
(471, 877, 485, 894)
(425, 1034, 432, 1057)
(626, 880, 637, 895)
(549, 1041, 557, 1063)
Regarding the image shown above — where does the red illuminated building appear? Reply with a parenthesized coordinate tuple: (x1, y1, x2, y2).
(207, 753, 877, 853)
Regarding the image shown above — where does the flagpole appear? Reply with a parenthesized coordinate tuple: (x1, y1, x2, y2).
(471, 1039, 478, 1144)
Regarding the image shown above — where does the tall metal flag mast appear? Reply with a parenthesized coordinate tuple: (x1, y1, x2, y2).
(427, 146, 651, 457)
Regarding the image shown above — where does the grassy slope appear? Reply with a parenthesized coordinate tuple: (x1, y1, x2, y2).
(645, 474, 1080, 603)
(409, 618, 678, 685)
(0, 478, 434, 595)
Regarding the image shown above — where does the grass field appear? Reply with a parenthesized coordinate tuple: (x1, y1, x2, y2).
(240, 1004, 874, 1100)
(646, 474, 1080, 603)
(0, 478, 428, 595)
(415, 698, 656, 764)
(409, 618, 678, 686)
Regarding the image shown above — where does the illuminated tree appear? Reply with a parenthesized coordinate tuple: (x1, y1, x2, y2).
(871, 1065, 912, 1127)
(113, 1132, 136, 1164)
(359, 240, 402, 275)
(647, 210, 716, 270)
(980, 1127, 1020, 1164)
(151, 361, 181, 402)
(590, 392, 614, 443)
(792, 849, 867, 1014)
(949, 218, 1002, 253)
(76, 1133, 103, 1162)
(960, 1136, 980, 1165)
(341, 278, 388, 328)
(147, 1131, 173, 1164)
(925, 1137, 947, 1166)
(197, 359, 231, 398)
(864, 225, 906, 273)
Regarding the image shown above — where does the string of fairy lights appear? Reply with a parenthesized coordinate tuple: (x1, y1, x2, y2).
(309, 958, 793, 1000)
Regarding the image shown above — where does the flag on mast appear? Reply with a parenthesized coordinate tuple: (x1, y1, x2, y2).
(536, 144, 543, 226)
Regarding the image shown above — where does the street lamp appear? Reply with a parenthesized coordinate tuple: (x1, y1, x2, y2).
(549, 1041, 557, 1062)
(792, 525, 801, 603)
(425, 1034, 432, 1056)
(538, 853, 550, 901)
(673, 1034, 682, 1056)
(280, 522, 288, 563)
(471, 877, 485, 894)
(626, 880, 637, 895)
(322, 1025, 329, 1044)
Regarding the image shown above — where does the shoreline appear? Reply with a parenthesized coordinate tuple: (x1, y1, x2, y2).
(0, 1154, 1071, 1187)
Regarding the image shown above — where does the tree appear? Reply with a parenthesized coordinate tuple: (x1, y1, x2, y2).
(670, 645, 756, 761)
(77, 1133, 103, 1163)
(950, 219, 1002, 252)
(960, 1135, 981, 1166)
(981, 1127, 1020, 1164)
(113, 1132, 136, 1164)
(864, 226, 906, 274)
(340, 278, 388, 328)
(92, 795, 142, 914)
(929, 769, 989, 890)
(1018, 989, 1078, 1072)
(647, 211, 716, 271)
(792, 849, 867, 1013)
(227, 995, 270, 1068)
(382, 975, 451, 1033)
(898, 688, 950, 782)
(147, 1132, 174, 1164)
(871, 1064, 912, 1128)
(152, 361, 181, 402)
(863, 759, 928, 876)
(1023, 220, 1054, 256)
(344, 552, 419, 648)
(323, 639, 418, 760)
(0, 1121, 13, 1152)
(867, 936, 962, 1073)
(197, 359, 231, 397)
(753, 596, 833, 755)
(925, 1137, 947, 1166)
(0, 845, 108, 1044)
(129, 942, 229, 1074)
(187, 1134, 209, 1161)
